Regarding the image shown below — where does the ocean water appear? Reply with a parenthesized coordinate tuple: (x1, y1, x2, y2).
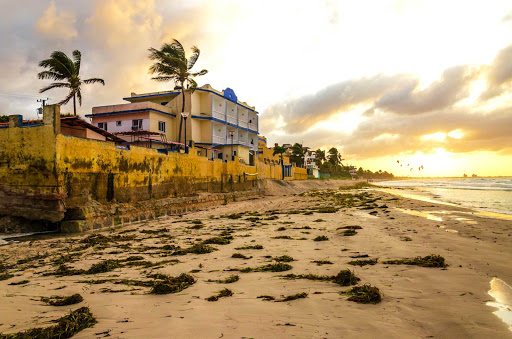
(377, 177, 512, 215)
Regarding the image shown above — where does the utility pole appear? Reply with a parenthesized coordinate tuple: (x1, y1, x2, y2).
(36, 98, 49, 118)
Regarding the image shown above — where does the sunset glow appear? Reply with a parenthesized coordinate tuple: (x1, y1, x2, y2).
(1, 0, 512, 177)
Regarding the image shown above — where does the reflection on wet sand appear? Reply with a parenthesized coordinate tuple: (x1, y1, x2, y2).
(487, 278, 512, 332)
(376, 188, 512, 221)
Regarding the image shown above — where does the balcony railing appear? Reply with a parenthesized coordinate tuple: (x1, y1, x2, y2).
(248, 123, 257, 131)
(212, 109, 225, 120)
(227, 115, 237, 125)
(212, 135, 226, 144)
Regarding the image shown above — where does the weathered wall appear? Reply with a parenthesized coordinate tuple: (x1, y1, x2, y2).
(56, 133, 269, 208)
(293, 167, 308, 180)
(0, 105, 294, 232)
(0, 122, 65, 222)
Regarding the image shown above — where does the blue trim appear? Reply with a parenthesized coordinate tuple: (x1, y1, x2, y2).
(123, 91, 180, 101)
(191, 115, 258, 134)
(196, 88, 258, 114)
(212, 143, 250, 148)
(258, 137, 266, 142)
(223, 88, 237, 103)
(0, 123, 43, 129)
(86, 108, 176, 118)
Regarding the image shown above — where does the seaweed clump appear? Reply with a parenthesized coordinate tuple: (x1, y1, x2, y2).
(313, 235, 329, 241)
(149, 273, 196, 294)
(86, 260, 120, 274)
(41, 294, 84, 306)
(173, 243, 217, 255)
(277, 292, 308, 302)
(1, 307, 97, 338)
(235, 245, 263, 250)
(382, 254, 447, 268)
(283, 269, 360, 287)
(273, 255, 294, 262)
(206, 288, 233, 301)
(239, 263, 293, 273)
(202, 237, 231, 245)
(341, 284, 382, 304)
(207, 275, 240, 284)
(347, 259, 378, 267)
(231, 253, 252, 259)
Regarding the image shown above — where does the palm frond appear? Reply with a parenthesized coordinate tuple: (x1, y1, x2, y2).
(58, 91, 75, 106)
(76, 89, 82, 106)
(188, 46, 200, 70)
(171, 39, 185, 58)
(187, 78, 198, 93)
(72, 50, 81, 74)
(39, 82, 70, 93)
(190, 69, 208, 77)
(83, 78, 105, 85)
(148, 62, 181, 76)
(37, 71, 67, 81)
(49, 51, 76, 77)
(151, 76, 175, 82)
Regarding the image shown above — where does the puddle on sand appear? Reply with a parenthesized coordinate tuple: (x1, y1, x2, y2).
(487, 277, 512, 332)
(395, 208, 443, 221)
(395, 208, 460, 233)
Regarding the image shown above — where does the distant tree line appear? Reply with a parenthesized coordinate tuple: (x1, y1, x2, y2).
(356, 167, 394, 179)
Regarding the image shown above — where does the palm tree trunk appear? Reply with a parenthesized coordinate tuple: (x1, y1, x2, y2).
(73, 93, 76, 116)
(177, 85, 185, 148)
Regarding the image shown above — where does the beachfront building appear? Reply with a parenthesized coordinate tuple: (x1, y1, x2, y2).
(305, 151, 320, 178)
(258, 137, 290, 165)
(86, 84, 259, 164)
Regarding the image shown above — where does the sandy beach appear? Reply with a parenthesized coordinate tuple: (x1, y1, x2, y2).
(1, 179, 511, 338)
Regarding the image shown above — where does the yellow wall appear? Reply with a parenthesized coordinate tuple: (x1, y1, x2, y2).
(0, 125, 60, 194)
(293, 167, 308, 180)
(55, 134, 282, 205)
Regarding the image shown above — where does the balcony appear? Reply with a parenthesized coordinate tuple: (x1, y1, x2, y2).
(227, 115, 237, 125)
(239, 119, 248, 128)
(212, 108, 225, 121)
(248, 122, 257, 131)
(212, 135, 226, 145)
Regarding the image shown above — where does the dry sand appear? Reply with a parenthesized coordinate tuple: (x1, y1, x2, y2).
(0, 179, 511, 338)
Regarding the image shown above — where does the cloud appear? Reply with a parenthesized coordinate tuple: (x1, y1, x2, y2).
(375, 65, 476, 114)
(35, 1, 77, 40)
(263, 73, 415, 133)
(480, 44, 512, 100)
(262, 43, 512, 159)
(262, 64, 478, 134)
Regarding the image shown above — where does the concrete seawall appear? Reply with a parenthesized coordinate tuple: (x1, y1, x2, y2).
(0, 105, 309, 233)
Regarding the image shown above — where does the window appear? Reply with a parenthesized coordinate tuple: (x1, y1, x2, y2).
(116, 121, 122, 126)
(132, 119, 143, 130)
(98, 122, 107, 131)
(158, 121, 166, 132)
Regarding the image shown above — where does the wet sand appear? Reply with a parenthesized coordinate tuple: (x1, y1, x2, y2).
(1, 179, 511, 338)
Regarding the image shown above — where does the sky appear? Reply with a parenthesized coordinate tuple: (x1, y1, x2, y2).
(1, 0, 512, 177)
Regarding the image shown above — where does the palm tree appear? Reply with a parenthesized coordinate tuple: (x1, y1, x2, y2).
(148, 39, 208, 146)
(328, 147, 344, 167)
(290, 143, 305, 167)
(38, 50, 105, 116)
(315, 149, 326, 166)
(273, 145, 286, 165)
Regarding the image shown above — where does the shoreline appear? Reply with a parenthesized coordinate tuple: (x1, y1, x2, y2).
(1, 179, 511, 338)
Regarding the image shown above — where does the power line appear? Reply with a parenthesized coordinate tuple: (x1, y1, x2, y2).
(0, 92, 49, 100)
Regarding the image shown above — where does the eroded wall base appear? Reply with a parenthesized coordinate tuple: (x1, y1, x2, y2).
(60, 188, 264, 233)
